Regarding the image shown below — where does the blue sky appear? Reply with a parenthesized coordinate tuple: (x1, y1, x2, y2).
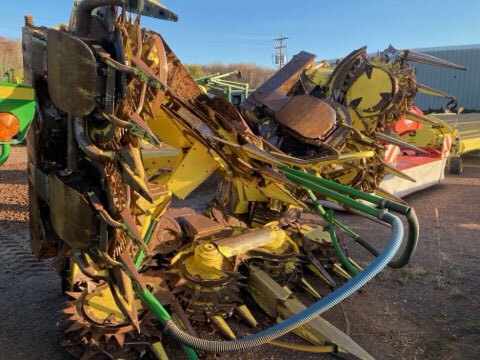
(1, 0, 479, 67)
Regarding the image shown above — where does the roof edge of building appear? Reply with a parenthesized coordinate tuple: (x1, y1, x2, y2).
(414, 44, 480, 52)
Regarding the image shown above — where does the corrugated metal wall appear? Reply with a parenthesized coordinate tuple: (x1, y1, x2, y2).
(413, 45, 480, 111)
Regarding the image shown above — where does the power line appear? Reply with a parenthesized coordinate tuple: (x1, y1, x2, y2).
(273, 35, 288, 68)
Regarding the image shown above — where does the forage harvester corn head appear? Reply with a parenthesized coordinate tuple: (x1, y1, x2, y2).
(19, 1, 452, 359)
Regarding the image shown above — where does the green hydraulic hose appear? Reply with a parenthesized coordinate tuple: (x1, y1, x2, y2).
(305, 185, 386, 263)
(305, 188, 360, 239)
(136, 285, 173, 321)
(354, 208, 419, 269)
(135, 285, 199, 360)
(305, 187, 390, 271)
(306, 189, 358, 276)
(280, 167, 419, 268)
(280, 166, 389, 205)
(133, 219, 199, 360)
(327, 211, 358, 276)
(134, 219, 158, 268)
(281, 171, 381, 218)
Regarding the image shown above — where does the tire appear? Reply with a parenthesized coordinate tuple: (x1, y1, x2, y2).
(449, 157, 463, 175)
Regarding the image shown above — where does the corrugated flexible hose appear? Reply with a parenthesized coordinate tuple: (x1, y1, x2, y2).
(161, 211, 404, 352)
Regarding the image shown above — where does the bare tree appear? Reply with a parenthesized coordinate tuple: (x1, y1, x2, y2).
(186, 62, 276, 89)
(0, 37, 22, 82)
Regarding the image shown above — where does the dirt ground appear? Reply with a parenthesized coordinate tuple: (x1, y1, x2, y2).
(0, 146, 479, 360)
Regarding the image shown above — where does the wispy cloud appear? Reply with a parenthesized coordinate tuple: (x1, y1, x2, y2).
(173, 30, 275, 42)
(197, 42, 272, 49)
(227, 34, 276, 41)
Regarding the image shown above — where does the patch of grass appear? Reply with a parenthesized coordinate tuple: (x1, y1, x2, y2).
(458, 320, 479, 332)
(441, 342, 465, 360)
(449, 287, 480, 310)
(449, 286, 463, 297)
(393, 266, 428, 286)
(451, 268, 464, 280)
(398, 274, 409, 286)
(408, 266, 428, 278)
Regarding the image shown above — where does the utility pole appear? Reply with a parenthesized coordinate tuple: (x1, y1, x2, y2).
(273, 35, 288, 69)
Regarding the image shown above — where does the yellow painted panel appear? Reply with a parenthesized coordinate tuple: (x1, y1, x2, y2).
(304, 66, 333, 86)
(349, 110, 366, 132)
(461, 137, 480, 153)
(0, 86, 34, 100)
(233, 178, 268, 213)
(233, 178, 249, 214)
(142, 144, 182, 185)
(168, 141, 219, 199)
(345, 67, 393, 116)
(148, 108, 191, 149)
(260, 182, 306, 209)
(237, 178, 268, 202)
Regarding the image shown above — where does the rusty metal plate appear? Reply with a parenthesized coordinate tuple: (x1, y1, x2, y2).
(148, 216, 182, 254)
(162, 38, 203, 100)
(48, 174, 97, 249)
(22, 27, 47, 86)
(275, 95, 336, 139)
(29, 178, 58, 260)
(182, 213, 227, 239)
(47, 29, 104, 116)
(132, 0, 178, 21)
(241, 51, 316, 112)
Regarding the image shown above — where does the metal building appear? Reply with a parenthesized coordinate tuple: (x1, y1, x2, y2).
(413, 44, 480, 111)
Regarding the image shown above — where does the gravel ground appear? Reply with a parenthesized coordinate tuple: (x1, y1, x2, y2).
(0, 146, 479, 360)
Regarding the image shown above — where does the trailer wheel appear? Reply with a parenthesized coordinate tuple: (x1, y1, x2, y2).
(449, 157, 463, 175)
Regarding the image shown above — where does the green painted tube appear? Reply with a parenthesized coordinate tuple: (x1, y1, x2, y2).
(135, 286, 199, 360)
(133, 220, 199, 360)
(283, 171, 381, 218)
(305, 188, 327, 217)
(136, 285, 173, 322)
(134, 219, 158, 268)
(280, 167, 384, 205)
(306, 189, 358, 276)
(332, 218, 361, 239)
(281, 167, 414, 215)
(282, 167, 418, 269)
(327, 211, 358, 276)
(0, 144, 10, 166)
(306, 188, 360, 239)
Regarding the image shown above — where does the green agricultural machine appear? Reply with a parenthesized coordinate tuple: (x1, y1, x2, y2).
(0, 82, 35, 165)
(195, 71, 249, 106)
